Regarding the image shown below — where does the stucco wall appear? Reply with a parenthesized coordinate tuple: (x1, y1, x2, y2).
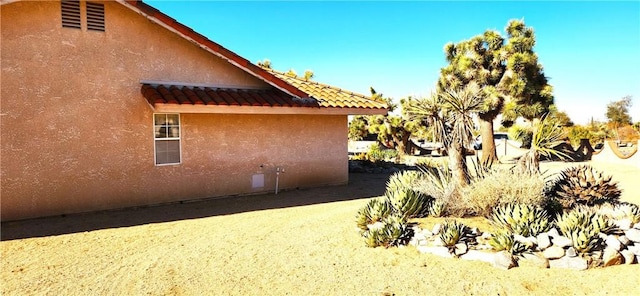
(1, 1, 348, 221)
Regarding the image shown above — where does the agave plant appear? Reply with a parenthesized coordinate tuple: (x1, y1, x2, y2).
(385, 170, 423, 195)
(438, 220, 472, 250)
(488, 230, 528, 254)
(555, 207, 615, 253)
(386, 189, 430, 220)
(428, 198, 447, 217)
(490, 204, 551, 237)
(598, 202, 640, 224)
(362, 215, 412, 248)
(355, 198, 392, 231)
(551, 165, 621, 209)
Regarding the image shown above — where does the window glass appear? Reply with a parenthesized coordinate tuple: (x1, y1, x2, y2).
(154, 114, 181, 165)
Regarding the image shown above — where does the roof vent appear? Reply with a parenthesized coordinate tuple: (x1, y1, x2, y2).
(86, 2, 105, 32)
(61, 0, 81, 29)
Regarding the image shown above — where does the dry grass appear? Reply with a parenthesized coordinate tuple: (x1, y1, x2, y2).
(2, 161, 639, 295)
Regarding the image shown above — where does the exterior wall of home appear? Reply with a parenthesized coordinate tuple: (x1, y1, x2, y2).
(0, 1, 348, 221)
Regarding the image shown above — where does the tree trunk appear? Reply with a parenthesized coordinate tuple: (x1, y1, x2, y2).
(448, 144, 469, 188)
(479, 118, 498, 167)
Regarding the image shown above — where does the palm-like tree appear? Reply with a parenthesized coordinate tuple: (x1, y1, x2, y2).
(407, 84, 483, 188)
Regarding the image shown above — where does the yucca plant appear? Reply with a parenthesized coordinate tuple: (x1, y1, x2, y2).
(362, 215, 412, 248)
(488, 230, 528, 254)
(386, 189, 430, 220)
(555, 207, 615, 253)
(551, 165, 622, 209)
(490, 203, 551, 237)
(356, 198, 392, 231)
(439, 220, 472, 251)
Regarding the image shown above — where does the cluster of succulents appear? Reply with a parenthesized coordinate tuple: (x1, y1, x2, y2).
(596, 202, 640, 224)
(356, 198, 392, 231)
(384, 171, 432, 219)
(490, 204, 552, 237)
(555, 206, 616, 253)
(362, 215, 413, 248)
(488, 230, 528, 254)
(385, 170, 423, 194)
(428, 199, 446, 217)
(550, 165, 622, 209)
(438, 220, 472, 249)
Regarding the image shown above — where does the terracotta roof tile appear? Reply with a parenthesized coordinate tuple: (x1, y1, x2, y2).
(266, 70, 387, 110)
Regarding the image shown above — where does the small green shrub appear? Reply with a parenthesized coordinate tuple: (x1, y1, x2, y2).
(386, 189, 431, 220)
(555, 207, 615, 253)
(509, 125, 532, 148)
(428, 199, 446, 218)
(362, 215, 413, 248)
(488, 230, 528, 254)
(551, 165, 622, 209)
(356, 198, 392, 231)
(367, 144, 398, 163)
(461, 169, 548, 216)
(490, 204, 551, 237)
(385, 170, 423, 194)
(438, 220, 471, 249)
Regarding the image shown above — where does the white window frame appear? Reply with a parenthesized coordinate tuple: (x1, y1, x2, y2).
(153, 113, 182, 166)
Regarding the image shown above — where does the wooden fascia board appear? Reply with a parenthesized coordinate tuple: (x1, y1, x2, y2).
(151, 104, 388, 115)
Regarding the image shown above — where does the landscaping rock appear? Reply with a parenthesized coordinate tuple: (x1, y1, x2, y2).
(552, 236, 573, 248)
(515, 235, 537, 249)
(634, 222, 640, 230)
(416, 246, 453, 258)
(492, 251, 516, 270)
(606, 235, 623, 251)
(549, 256, 588, 270)
(542, 246, 565, 259)
(618, 235, 631, 246)
(624, 228, 640, 243)
(603, 248, 623, 267)
(460, 250, 494, 263)
(615, 218, 633, 230)
(432, 224, 442, 235)
(518, 253, 549, 269)
(621, 250, 636, 264)
(627, 244, 640, 256)
(536, 233, 552, 250)
(547, 228, 560, 238)
(565, 247, 577, 258)
(454, 243, 468, 256)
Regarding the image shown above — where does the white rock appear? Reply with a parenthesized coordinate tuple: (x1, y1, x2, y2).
(552, 236, 573, 248)
(606, 235, 623, 251)
(481, 231, 492, 240)
(460, 250, 495, 263)
(432, 223, 442, 235)
(565, 247, 577, 257)
(633, 222, 640, 230)
(547, 228, 560, 238)
(618, 235, 631, 246)
(624, 228, 640, 243)
(603, 248, 623, 267)
(454, 243, 468, 256)
(542, 246, 565, 259)
(518, 253, 549, 268)
(537, 233, 552, 250)
(549, 256, 588, 270)
(621, 250, 636, 264)
(416, 246, 453, 258)
(627, 244, 640, 256)
(615, 219, 633, 230)
(492, 251, 516, 270)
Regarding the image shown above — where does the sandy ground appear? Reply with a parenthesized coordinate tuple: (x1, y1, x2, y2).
(1, 160, 639, 295)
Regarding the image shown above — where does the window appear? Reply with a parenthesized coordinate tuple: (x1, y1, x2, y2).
(61, 0, 81, 29)
(154, 114, 181, 165)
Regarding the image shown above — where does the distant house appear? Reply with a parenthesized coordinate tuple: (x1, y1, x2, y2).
(0, 0, 387, 221)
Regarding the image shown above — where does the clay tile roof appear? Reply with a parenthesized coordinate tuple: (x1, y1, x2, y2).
(266, 69, 388, 111)
(141, 84, 320, 108)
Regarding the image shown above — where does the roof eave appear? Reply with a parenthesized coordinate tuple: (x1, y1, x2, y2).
(151, 104, 388, 115)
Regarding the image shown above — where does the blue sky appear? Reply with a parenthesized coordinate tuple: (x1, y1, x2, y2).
(147, 1, 640, 125)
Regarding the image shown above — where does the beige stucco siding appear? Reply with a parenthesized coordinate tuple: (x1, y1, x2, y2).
(1, 1, 348, 221)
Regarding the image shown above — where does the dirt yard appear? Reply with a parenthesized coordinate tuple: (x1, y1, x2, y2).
(1, 160, 639, 295)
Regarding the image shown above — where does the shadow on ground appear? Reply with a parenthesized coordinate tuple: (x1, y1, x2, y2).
(1, 173, 391, 241)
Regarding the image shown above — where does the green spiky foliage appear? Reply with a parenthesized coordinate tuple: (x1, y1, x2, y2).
(385, 189, 430, 220)
(488, 230, 528, 254)
(551, 165, 622, 209)
(362, 215, 413, 248)
(438, 220, 472, 249)
(428, 199, 446, 218)
(385, 171, 423, 194)
(555, 207, 616, 253)
(356, 198, 392, 231)
(597, 202, 640, 224)
(490, 204, 551, 237)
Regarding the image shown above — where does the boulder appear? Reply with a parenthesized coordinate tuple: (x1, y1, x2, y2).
(416, 246, 453, 258)
(549, 256, 588, 270)
(625, 228, 640, 243)
(536, 233, 552, 250)
(542, 246, 565, 259)
(634, 222, 640, 230)
(460, 250, 494, 263)
(547, 228, 560, 238)
(565, 247, 577, 258)
(454, 243, 468, 256)
(621, 250, 636, 264)
(627, 244, 640, 256)
(432, 223, 442, 235)
(615, 218, 633, 230)
(518, 253, 549, 268)
(618, 235, 631, 246)
(552, 235, 573, 248)
(492, 251, 516, 270)
(605, 235, 623, 251)
(603, 248, 623, 267)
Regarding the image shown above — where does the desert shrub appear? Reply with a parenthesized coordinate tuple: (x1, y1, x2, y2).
(488, 230, 528, 254)
(509, 124, 532, 148)
(428, 199, 446, 217)
(367, 144, 398, 163)
(550, 165, 622, 209)
(555, 206, 616, 253)
(362, 215, 413, 248)
(356, 198, 392, 231)
(385, 189, 431, 220)
(460, 168, 548, 217)
(490, 204, 552, 237)
(414, 159, 458, 216)
(438, 220, 472, 249)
